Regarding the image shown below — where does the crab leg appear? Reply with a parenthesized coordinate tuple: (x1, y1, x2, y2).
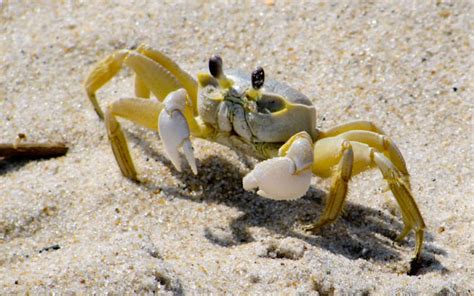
(85, 46, 214, 179)
(84, 45, 198, 118)
(84, 49, 180, 119)
(303, 139, 354, 230)
(336, 130, 410, 188)
(85, 50, 129, 118)
(309, 137, 425, 260)
(243, 132, 313, 200)
(121, 52, 208, 137)
(105, 98, 164, 181)
(105, 90, 201, 180)
(136, 45, 198, 111)
(134, 74, 151, 98)
(320, 120, 386, 138)
(372, 151, 425, 260)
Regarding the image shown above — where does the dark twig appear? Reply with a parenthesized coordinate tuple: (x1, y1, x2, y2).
(0, 142, 68, 160)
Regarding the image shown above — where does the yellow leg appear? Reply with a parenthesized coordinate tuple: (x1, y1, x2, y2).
(104, 98, 163, 181)
(84, 50, 129, 118)
(336, 130, 410, 188)
(125, 49, 206, 136)
(85, 47, 212, 138)
(123, 52, 182, 101)
(136, 44, 198, 111)
(134, 75, 151, 98)
(84, 49, 178, 118)
(320, 120, 385, 138)
(304, 140, 354, 231)
(310, 137, 425, 260)
(373, 152, 425, 260)
(84, 45, 198, 118)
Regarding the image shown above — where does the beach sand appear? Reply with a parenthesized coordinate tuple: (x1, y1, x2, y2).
(1, 1, 472, 294)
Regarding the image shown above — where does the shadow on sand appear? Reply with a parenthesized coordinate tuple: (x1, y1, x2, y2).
(129, 132, 446, 276)
(0, 158, 38, 175)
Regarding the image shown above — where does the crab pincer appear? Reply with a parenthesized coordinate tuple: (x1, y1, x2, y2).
(243, 132, 313, 200)
(158, 89, 197, 175)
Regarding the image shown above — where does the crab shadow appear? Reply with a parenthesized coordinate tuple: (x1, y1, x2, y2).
(128, 132, 446, 275)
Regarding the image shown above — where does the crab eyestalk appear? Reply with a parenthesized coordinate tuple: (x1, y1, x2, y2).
(209, 55, 232, 89)
(247, 66, 265, 100)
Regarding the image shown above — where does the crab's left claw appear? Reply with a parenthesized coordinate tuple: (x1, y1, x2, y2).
(159, 89, 197, 175)
(243, 132, 313, 200)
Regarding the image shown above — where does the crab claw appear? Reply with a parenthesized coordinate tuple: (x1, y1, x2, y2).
(243, 158, 312, 200)
(158, 89, 197, 175)
(243, 132, 313, 200)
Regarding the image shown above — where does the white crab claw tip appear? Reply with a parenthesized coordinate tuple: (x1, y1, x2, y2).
(163, 141, 183, 172)
(243, 174, 258, 191)
(257, 189, 275, 199)
(182, 139, 198, 175)
(243, 157, 311, 201)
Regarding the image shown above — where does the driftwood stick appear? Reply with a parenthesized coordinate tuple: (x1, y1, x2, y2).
(0, 142, 69, 159)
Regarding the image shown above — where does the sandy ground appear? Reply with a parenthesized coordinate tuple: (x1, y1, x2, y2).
(1, 1, 473, 294)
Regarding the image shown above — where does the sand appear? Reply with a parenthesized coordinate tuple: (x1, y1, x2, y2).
(1, 1, 473, 294)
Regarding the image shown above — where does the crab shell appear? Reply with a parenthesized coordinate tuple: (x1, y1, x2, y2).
(197, 69, 318, 158)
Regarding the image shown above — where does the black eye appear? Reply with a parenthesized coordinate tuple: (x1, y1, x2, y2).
(251, 66, 265, 89)
(209, 55, 223, 78)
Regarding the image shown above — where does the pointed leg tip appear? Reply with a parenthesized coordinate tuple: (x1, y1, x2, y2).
(87, 93, 105, 120)
(302, 218, 334, 234)
(96, 110, 105, 120)
(395, 234, 407, 243)
(123, 170, 139, 183)
(301, 223, 320, 234)
(301, 224, 313, 233)
(408, 255, 423, 276)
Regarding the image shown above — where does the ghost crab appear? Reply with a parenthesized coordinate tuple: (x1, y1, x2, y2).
(85, 44, 425, 261)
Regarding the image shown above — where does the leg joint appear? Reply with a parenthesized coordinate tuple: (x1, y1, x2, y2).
(382, 135, 392, 150)
(339, 140, 354, 181)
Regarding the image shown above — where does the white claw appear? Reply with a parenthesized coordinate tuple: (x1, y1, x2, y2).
(243, 157, 312, 201)
(243, 132, 314, 201)
(158, 89, 198, 175)
(182, 139, 197, 175)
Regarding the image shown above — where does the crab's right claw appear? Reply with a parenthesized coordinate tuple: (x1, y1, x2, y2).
(243, 157, 312, 200)
(158, 89, 197, 175)
(243, 132, 314, 200)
